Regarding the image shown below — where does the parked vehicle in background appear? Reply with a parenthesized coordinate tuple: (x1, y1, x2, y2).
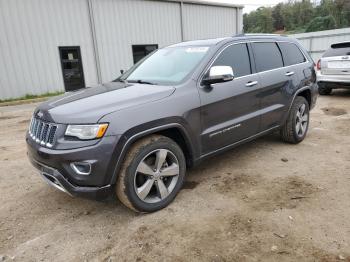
(317, 42, 350, 95)
(26, 34, 318, 213)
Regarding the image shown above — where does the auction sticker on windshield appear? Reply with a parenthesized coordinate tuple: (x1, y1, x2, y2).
(185, 47, 209, 53)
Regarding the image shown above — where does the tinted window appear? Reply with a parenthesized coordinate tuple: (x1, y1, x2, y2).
(279, 42, 306, 66)
(212, 43, 251, 78)
(323, 42, 350, 57)
(252, 42, 283, 72)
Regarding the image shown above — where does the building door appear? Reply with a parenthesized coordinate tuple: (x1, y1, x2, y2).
(59, 46, 85, 91)
(132, 45, 158, 64)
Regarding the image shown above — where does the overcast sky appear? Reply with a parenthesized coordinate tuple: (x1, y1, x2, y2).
(194, 0, 285, 13)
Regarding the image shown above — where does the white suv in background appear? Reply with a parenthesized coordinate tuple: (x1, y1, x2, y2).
(317, 42, 350, 95)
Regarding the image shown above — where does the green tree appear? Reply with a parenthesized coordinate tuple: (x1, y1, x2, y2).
(272, 3, 285, 30)
(343, 1, 350, 27)
(298, 0, 314, 27)
(242, 7, 274, 33)
(243, 0, 349, 34)
(257, 7, 274, 33)
(305, 15, 336, 32)
(281, 2, 296, 31)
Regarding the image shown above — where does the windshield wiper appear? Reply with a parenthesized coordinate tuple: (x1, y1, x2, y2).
(128, 79, 158, 85)
(114, 79, 128, 83)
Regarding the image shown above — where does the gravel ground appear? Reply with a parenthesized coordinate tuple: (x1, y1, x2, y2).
(0, 90, 349, 262)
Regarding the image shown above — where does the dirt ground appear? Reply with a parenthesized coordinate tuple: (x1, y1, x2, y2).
(0, 90, 350, 262)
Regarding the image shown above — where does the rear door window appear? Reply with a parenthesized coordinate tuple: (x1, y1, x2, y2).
(278, 42, 306, 66)
(323, 42, 350, 57)
(212, 43, 251, 78)
(252, 42, 283, 72)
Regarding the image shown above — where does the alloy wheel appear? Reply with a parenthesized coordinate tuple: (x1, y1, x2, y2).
(134, 149, 180, 203)
(295, 103, 308, 137)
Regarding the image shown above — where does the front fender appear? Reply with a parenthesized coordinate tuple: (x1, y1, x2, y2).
(105, 118, 199, 185)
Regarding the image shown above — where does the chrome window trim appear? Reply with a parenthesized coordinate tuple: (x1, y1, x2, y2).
(199, 40, 311, 87)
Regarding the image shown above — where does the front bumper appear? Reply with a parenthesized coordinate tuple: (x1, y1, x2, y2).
(30, 158, 112, 200)
(26, 133, 121, 200)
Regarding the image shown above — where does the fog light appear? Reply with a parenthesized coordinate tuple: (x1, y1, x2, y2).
(70, 162, 91, 175)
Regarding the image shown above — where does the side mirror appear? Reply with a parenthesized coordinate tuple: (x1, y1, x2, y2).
(120, 69, 124, 75)
(202, 66, 234, 85)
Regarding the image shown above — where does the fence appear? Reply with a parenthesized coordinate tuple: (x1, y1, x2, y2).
(291, 27, 350, 62)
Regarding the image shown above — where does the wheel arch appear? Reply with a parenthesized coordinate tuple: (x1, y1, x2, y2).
(297, 88, 311, 108)
(108, 121, 197, 185)
(286, 86, 312, 115)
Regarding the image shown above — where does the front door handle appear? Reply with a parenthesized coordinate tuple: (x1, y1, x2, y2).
(285, 71, 295, 76)
(245, 81, 258, 87)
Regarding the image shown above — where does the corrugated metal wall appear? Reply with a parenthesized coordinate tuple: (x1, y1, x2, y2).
(92, 0, 182, 82)
(0, 0, 242, 100)
(236, 8, 243, 34)
(182, 3, 238, 40)
(292, 28, 350, 62)
(0, 0, 98, 100)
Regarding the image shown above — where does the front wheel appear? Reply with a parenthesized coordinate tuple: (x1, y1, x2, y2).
(280, 96, 310, 144)
(116, 135, 186, 213)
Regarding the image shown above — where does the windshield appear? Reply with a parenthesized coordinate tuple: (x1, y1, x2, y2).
(119, 46, 210, 85)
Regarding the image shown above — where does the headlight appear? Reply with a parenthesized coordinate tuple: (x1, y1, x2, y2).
(65, 124, 108, 140)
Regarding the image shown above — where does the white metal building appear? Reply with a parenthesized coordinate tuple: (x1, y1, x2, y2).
(0, 0, 243, 100)
(292, 27, 350, 62)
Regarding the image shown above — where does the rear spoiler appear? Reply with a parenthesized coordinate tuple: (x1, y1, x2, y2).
(331, 42, 350, 49)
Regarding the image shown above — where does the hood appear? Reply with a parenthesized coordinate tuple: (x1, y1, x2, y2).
(35, 82, 175, 123)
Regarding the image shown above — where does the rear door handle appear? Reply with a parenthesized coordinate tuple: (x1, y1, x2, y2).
(245, 81, 258, 87)
(285, 71, 295, 76)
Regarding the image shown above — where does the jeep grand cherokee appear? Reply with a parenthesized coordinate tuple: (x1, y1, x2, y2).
(27, 34, 318, 212)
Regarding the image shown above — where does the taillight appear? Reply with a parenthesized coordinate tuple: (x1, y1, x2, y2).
(316, 59, 321, 70)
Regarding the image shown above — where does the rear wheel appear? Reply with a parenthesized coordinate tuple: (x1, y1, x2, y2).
(116, 135, 186, 213)
(280, 96, 310, 144)
(318, 83, 332, 95)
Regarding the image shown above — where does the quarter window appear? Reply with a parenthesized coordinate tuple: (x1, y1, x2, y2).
(212, 43, 251, 78)
(278, 42, 306, 66)
(252, 42, 283, 72)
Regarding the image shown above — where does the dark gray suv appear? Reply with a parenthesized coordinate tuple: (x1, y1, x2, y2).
(26, 34, 318, 212)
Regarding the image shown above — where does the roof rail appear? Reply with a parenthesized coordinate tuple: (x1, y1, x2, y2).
(233, 33, 287, 37)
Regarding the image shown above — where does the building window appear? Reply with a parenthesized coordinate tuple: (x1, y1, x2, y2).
(132, 45, 158, 64)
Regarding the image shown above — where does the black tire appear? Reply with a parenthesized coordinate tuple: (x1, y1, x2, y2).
(280, 96, 310, 144)
(116, 135, 186, 213)
(318, 84, 332, 95)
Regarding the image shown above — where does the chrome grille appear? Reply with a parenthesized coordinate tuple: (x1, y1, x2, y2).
(28, 117, 58, 148)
